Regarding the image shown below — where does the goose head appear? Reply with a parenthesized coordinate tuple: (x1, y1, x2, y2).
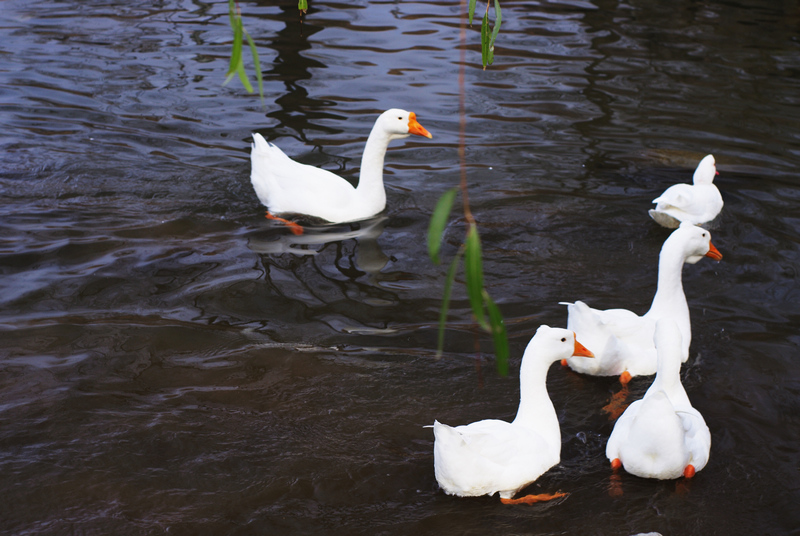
(692, 154, 717, 185)
(525, 325, 594, 367)
(673, 222, 723, 264)
(378, 109, 433, 141)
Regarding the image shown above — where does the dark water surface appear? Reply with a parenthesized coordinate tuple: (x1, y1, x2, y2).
(2, 0, 799, 534)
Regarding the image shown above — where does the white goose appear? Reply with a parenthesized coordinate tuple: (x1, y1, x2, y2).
(250, 109, 432, 230)
(561, 223, 722, 382)
(432, 326, 594, 504)
(649, 154, 723, 228)
(606, 318, 711, 479)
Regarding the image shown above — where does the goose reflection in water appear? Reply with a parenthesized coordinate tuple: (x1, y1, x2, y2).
(246, 215, 389, 281)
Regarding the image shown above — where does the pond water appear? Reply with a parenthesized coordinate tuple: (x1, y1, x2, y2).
(1, 0, 799, 534)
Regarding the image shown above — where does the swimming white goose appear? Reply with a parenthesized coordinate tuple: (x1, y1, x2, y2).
(606, 318, 711, 479)
(250, 109, 432, 229)
(432, 326, 594, 504)
(649, 154, 723, 228)
(561, 223, 722, 382)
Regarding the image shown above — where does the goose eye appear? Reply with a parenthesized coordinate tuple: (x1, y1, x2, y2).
(561, 337, 566, 342)
(398, 116, 403, 120)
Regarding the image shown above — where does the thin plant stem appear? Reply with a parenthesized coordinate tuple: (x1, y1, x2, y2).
(459, 0, 475, 227)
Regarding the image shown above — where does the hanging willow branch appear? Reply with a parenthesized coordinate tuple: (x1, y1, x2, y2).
(426, 0, 508, 376)
(427, 199, 509, 376)
(468, 0, 502, 69)
(224, 0, 264, 103)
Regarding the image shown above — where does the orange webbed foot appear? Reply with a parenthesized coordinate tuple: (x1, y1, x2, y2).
(560, 358, 568, 367)
(608, 462, 624, 497)
(500, 491, 568, 505)
(619, 371, 632, 386)
(607, 459, 624, 497)
(602, 384, 630, 421)
(683, 464, 696, 479)
(286, 221, 304, 235)
(266, 212, 304, 235)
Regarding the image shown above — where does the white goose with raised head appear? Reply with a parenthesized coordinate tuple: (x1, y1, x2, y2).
(432, 326, 594, 504)
(250, 109, 432, 229)
(561, 223, 722, 382)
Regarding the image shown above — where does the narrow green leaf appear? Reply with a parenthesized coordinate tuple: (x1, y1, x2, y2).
(226, 0, 242, 73)
(468, 0, 477, 25)
(428, 188, 458, 265)
(483, 289, 509, 376)
(236, 60, 253, 93)
(225, 17, 244, 84)
(491, 0, 502, 44)
(223, 70, 237, 87)
(480, 10, 490, 69)
(228, 0, 237, 28)
(487, 0, 502, 66)
(464, 224, 489, 330)
(436, 247, 464, 357)
(243, 28, 264, 102)
(298, 0, 308, 12)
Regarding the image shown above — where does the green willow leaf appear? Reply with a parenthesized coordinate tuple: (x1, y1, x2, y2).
(243, 27, 263, 102)
(224, 15, 244, 86)
(228, 0, 237, 27)
(464, 224, 489, 331)
(468, 0, 477, 25)
(236, 59, 253, 93)
(480, 10, 490, 69)
(487, 0, 502, 66)
(428, 188, 457, 265)
(298, 0, 308, 12)
(223, 68, 237, 87)
(491, 0, 502, 44)
(226, 0, 242, 70)
(482, 289, 508, 376)
(436, 246, 464, 357)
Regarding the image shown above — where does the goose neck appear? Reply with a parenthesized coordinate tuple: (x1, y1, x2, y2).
(357, 127, 392, 196)
(512, 359, 559, 446)
(652, 355, 682, 392)
(649, 242, 688, 315)
(647, 360, 690, 408)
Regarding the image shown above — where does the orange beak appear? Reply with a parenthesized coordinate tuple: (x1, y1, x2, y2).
(705, 241, 723, 261)
(573, 334, 594, 358)
(407, 112, 432, 139)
